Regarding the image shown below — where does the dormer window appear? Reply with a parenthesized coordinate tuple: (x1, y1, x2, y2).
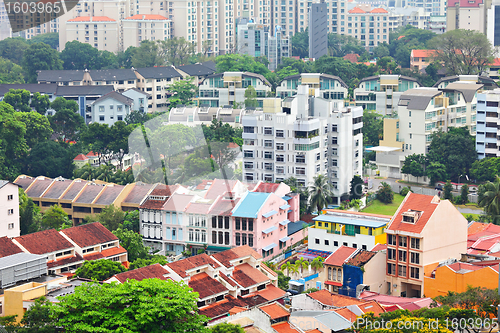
(402, 210, 422, 224)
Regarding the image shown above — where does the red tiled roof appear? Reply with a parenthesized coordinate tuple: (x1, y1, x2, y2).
(232, 263, 269, 288)
(346, 250, 376, 267)
(166, 253, 220, 278)
(111, 264, 170, 283)
(188, 272, 228, 299)
(208, 197, 239, 216)
(343, 54, 360, 63)
(185, 202, 211, 214)
(14, 229, 74, 254)
(199, 295, 248, 319)
(272, 322, 300, 333)
(307, 289, 365, 307)
(446, 262, 484, 273)
(0, 237, 22, 258)
(261, 263, 278, 277)
(125, 14, 169, 20)
(151, 184, 179, 197)
(47, 253, 84, 269)
(334, 308, 358, 322)
(383, 304, 401, 312)
(468, 222, 491, 236)
(68, 16, 116, 22)
(205, 179, 238, 200)
(86, 151, 98, 157)
(243, 284, 287, 302)
(139, 199, 167, 209)
(357, 300, 385, 316)
(228, 306, 247, 315)
(386, 193, 440, 234)
(212, 245, 262, 268)
(253, 182, 280, 193)
(324, 246, 357, 266)
(196, 180, 213, 190)
(370, 7, 388, 13)
(411, 50, 436, 58)
(359, 291, 434, 309)
(348, 6, 366, 13)
(491, 58, 500, 67)
(259, 302, 289, 320)
(371, 244, 387, 252)
(74, 154, 88, 161)
(220, 272, 238, 287)
(61, 222, 117, 248)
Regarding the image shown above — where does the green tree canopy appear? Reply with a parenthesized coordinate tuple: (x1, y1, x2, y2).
(131, 40, 164, 68)
(0, 57, 25, 84)
(308, 174, 333, 213)
(60, 40, 100, 70)
(19, 187, 42, 235)
(129, 255, 168, 270)
(376, 182, 393, 203)
(478, 175, 500, 224)
(244, 85, 258, 108)
(28, 32, 59, 50)
(0, 37, 29, 65)
(113, 227, 151, 262)
(3, 89, 31, 112)
(401, 154, 426, 182)
(23, 141, 75, 179)
(48, 98, 86, 141)
(291, 28, 308, 58)
(0, 101, 28, 180)
(16, 111, 53, 148)
(443, 180, 453, 200)
(210, 323, 245, 333)
(349, 175, 364, 200)
(41, 204, 70, 230)
(362, 110, 383, 146)
(470, 157, 500, 182)
(74, 259, 126, 281)
(22, 42, 63, 83)
(160, 37, 197, 66)
(166, 77, 197, 108)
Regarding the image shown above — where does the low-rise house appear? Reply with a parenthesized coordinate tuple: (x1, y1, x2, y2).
(176, 63, 216, 86)
(359, 290, 435, 310)
(323, 246, 357, 293)
(122, 88, 149, 113)
(276, 73, 348, 100)
(88, 69, 138, 92)
(410, 50, 436, 71)
(340, 249, 387, 297)
(54, 85, 115, 119)
(168, 105, 245, 127)
(106, 263, 171, 283)
(73, 154, 89, 168)
(134, 66, 183, 112)
(37, 70, 89, 86)
(90, 91, 133, 125)
(0, 180, 20, 238)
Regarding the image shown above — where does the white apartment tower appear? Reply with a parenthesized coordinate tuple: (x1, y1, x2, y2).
(0, 181, 20, 238)
(476, 89, 500, 159)
(242, 85, 363, 204)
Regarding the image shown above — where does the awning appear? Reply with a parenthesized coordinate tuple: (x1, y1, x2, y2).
(263, 210, 278, 218)
(262, 226, 278, 234)
(279, 219, 291, 226)
(325, 281, 342, 287)
(283, 195, 292, 201)
(206, 245, 232, 252)
(280, 204, 291, 210)
(262, 243, 277, 251)
(279, 236, 290, 242)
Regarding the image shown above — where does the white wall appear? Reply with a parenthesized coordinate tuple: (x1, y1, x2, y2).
(0, 183, 20, 238)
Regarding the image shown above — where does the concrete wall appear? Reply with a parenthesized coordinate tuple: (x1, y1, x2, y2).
(0, 182, 20, 237)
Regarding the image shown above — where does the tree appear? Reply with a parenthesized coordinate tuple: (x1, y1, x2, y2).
(113, 227, 151, 262)
(97, 50, 119, 69)
(131, 40, 164, 68)
(60, 40, 100, 70)
(478, 175, 500, 224)
(244, 85, 259, 108)
(276, 270, 291, 290)
(327, 33, 366, 57)
(0, 37, 29, 64)
(94, 205, 125, 232)
(210, 323, 245, 333)
(23, 141, 75, 179)
(435, 286, 500, 320)
(117, 46, 137, 68)
(281, 261, 293, 278)
(459, 184, 469, 205)
(470, 157, 500, 182)
(291, 28, 308, 58)
(19, 188, 42, 235)
(401, 154, 426, 182)
(308, 174, 333, 213)
(19, 296, 58, 333)
(427, 128, 476, 182)
(109, 121, 136, 169)
(30, 92, 50, 115)
(129, 255, 168, 270)
(310, 256, 324, 274)
(160, 37, 197, 66)
(51, 279, 209, 332)
(41, 204, 70, 230)
(0, 57, 25, 84)
(376, 182, 393, 204)
(295, 257, 309, 277)
(443, 180, 453, 200)
(426, 162, 448, 185)
(22, 42, 63, 83)
(48, 102, 86, 141)
(28, 32, 59, 50)
(362, 110, 383, 146)
(166, 77, 197, 108)
(74, 259, 126, 281)
(373, 44, 390, 58)
(3, 89, 31, 112)
(0, 102, 28, 180)
(16, 111, 53, 148)
(349, 175, 364, 200)
(429, 29, 495, 75)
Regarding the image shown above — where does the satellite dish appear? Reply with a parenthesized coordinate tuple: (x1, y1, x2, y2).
(393, 284, 398, 288)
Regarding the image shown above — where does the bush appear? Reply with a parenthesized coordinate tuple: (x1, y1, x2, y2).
(182, 250, 192, 257)
(400, 186, 411, 196)
(303, 288, 319, 294)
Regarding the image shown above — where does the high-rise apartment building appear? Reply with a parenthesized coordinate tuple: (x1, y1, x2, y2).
(476, 89, 500, 158)
(308, 2, 328, 59)
(241, 85, 363, 204)
(342, 5, 391, 52)
(122, 14, 172, 50)
(64, 16, 120, 53)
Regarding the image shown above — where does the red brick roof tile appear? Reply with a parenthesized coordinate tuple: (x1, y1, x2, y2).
(307, 289, 365, 307)
(348, 6, 366, 13)
(242, 284, 286, 302)
(14, 229, 74, 254)
(110, 263, 170, 283)
(47, 253, 84, 269)
(386, 193, 440, 234)
(61, 222, 117, 248)
(74, 154, 88, 161)
(166, 253, 220, 278)
(199, 295, 248, 319)
(324, 246, 357, 266)
(371, 244, 387, 252)
(357, 300, 385, 316)
(334, 308, 357, 322)
(0, 237, 22, 258)
(205, 179, 238, 200)
(228, 306, 247, 315)
(259, 302, 289, 320)
(232, 263, 269, 288)
(253, 183, 280, 193)
(220, 272, 238, 287)
(212, 245, 262, 268)
(411, 50, 436, 58)
(189, 272, 228, 299)
(272, 322, 300, 333)
(346, 250, 376, 267)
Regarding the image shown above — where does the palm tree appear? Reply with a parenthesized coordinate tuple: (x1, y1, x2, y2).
(296, 258, 309, 277)
(78, 163, 95, 180)
(281, 261, 293, 277)
(310, 256, 324, 274)
(97, 164, 114, 182)
(289, 263, 300, 279)
(376, 182, 394, 204)
(308, 174, 333, 213)
(264, 261, 277, 271)
(479, 175, 500, 224)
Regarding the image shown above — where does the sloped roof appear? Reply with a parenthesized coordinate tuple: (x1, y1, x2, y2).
(307, 289, 365, 307)
(135, 66, 182, 79)
(440, 82, 483, 103)
(386, 193, 440, 233)
(324, 246, 357, 266)
(398, 88, 442, 110)
(61, 222, 117, 248)
(370, 7, 388, 12)
(253, 182, 280, 193)
(188, 272, 228, 299)
(204, 179, 238, 200)
(208, 196, 239, 216)
(0, 237, 23, 258)
(212, 245, 262, 268)
(333, 308, 357, 322)
(42, 179, 74, 199)
(231, 192, 271, 218)
(346, 250, 376, 267)
(177, 64, 215, 76)
(122, 183, 154, 204)
(259, 302, 289, 320)
(92, 91, 133, 106)
(0, 83, 58, 97)
(110, 263, 170, 283)
(357, 300, 385, 316)
(55, 85, 115, 96)
(166, 253, 220, 278)
(348, 6, 366, 13)
(411, 49, 436, 58)
(14, 229, 74, 254)
(89, 69, 137, 81)
(199, 295, 248, 319)
(232, 263, 269, 288)
(37, 70, 85, 82)
(25, 177, 53, 197)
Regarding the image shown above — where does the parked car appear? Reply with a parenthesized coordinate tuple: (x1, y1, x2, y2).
(435, 184, 443, 191)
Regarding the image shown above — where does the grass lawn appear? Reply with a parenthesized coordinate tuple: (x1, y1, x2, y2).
(361, 194, 406, 216)
(461, 213, 481, 221)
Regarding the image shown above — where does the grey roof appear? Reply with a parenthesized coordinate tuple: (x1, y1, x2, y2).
(398, 88, 442, 110)
(291, 311, 352, 331)
(135, 66, 182, 79)
(37, 70, 86, 82)
(202, 60, 216, 71)
(433, 75, 496, 87)
(89, 69, 137, 81)
(440, 82, 483, 103)
(177, 64, 215, 76)
(0, 252, 47, 270)
(55, 85, 114, 97)
(91, 91, 134, 106)
(123, 87, 150, 97)
(0, 180, 9, 189)
(0, 83, 58, 97)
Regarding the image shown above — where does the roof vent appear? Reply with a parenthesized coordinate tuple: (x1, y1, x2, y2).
(402, 210, 422, 224)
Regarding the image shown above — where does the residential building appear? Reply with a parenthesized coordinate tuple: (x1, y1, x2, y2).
(54, 85, 115, 119)
(476, 89, 500, 158)
(73, 154, 90, 168)
(0, 181, 20, 238)
(0, 84, 58, 102)
(63, 16, 120, 53)
(176, 63, 216, 86)
(488, 58, 500, 80)
(343, 5, 391, 52)
(0, 248, 47, 290)
(309, 210, 389, 252)
(410, 49, 435, 71)
(242, 85, 363, 203)
(385, 192, 468, 297)
(198, 72, 272, 108)
(276, 73, 348, 100)
(37, 70, 90, 86)
(122, 88, 149, 112)
(309, 3, 328, 59)
(353, 75, 422, 116)
(168, 106, 245, 127)
(106, 263, 171, 283)
(433, 75, 498, 90)
(134, 66, 183, 112)
(359, 290, 435, 310)
(59, 222, 128, 263)
(3, 281, 48, 323)
(87, 69, 138, 92)
(428, 15, 447, 34)
(122, 14, 172, 50)
(340, 249, 387, 297)
(90, 91, 133, 125)
(12, 229, 84, 275)
(236, 19, 291, 71)
(323, 246, 358, 293)
(406, 0, 446, 16)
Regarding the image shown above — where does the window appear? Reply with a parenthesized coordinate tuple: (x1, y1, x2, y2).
(276, 143, 284, 151)
(399, 236, 407, 247)
(315, 238, 319, 244)
(410, 237, 420, 249)
(410, 252, 420, 264)
(248, 234, 253, 247)
(244, 150, 254, 158)
(276, 154, 284, 162)
(235, 217, 240, 230)
(296, 155, 305, 163)
(100, 116, 105, 121)
(236, 233, 241, 245)
(218, 216, 223, 229)
(387, 263, 395, 275)
(398, 250, 407, 262)
(334, 241, 338, 246)
(264, 127, 273, 135)
(264, 140, 273, 148)
(398, 264, 407, 277)
(264, 151, 273, 159)
(410, 267, 420, 279)
(7, 195, 13, 200)
(225, 232, 230, 245)
(224, 216, 229, 229)
(296, 167, 305, 175)
(324, 240, 329, 245)
(276, 130, 284, 138)
(7, 209, 14, 215)
(212, 216, 217, 228)
(8, 223, 14, 229)
(388, 234, 396, 245)
(99, 105, 105, 112)
(212, 231, 217, 243)
(388, 248, 396, 260)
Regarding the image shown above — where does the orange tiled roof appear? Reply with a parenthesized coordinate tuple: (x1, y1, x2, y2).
(125, 14, 169, 20)
(272, 322, 300, 333)
(261, 263, 278, 277)
(358, 300, 385, 316)
(253, 182, 280, 193)
(68, 16, 116, 22)
(229, 306, 247, 315)
(86, 151, 98, 157)
(333, 308, 357, 322)
(232, 263, 269, 288)
(324, 246, 357, 266)
(166, 253, 220, 278)
(14, 229, 74, 254)
(61, 222, 117, 248)
(411, 49, 436, 58)
(0, 237, 22, 258)
(348, 6, 366, 13)
(74, 154, 88, 161)
(199, 295, 248, 319)
(47, 253, 84, 269)
(188, 272, 228, 299)
(468, 222, 491, 236)
(212, 245, 262, 268)
(386, 193, 440, 234)
(308, 289, 365, 307)
(371, 244, 387, 252)
(259, 302, 289, 320)
(370, 7, 388, 13)
(244, 284, 287, 302)
(111, 263, 170, 283)
(305, 330, 322, 333)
